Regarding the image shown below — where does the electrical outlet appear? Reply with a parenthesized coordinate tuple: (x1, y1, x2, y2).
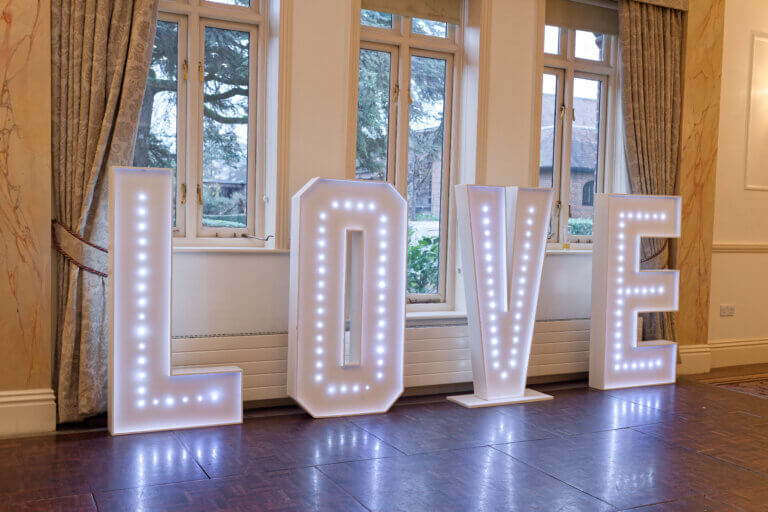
(719, 304, 736, 317)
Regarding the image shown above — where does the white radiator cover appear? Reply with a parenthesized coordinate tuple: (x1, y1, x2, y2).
(172, 319, 590, 402)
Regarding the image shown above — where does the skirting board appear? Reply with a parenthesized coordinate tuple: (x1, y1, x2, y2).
(447, 389, 553, 408)
(0, 388, 56, 437)
(678, 338, 768, 375)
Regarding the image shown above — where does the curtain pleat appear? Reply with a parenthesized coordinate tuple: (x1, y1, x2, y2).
(619, 0, 683, 342)
(51, 0, 158, 423)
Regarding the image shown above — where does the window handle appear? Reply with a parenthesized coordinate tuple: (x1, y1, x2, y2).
(180, 183, 187, 205)
(241, 234, 275, 242)
(196, 184, 203, 205)
(559, 104, 566, 121)
(408, 88, 413, 105)
(572, 107, 576, 123)
(198, 61, 204, 83)
(393, 84, 399, 103)
(183, 59, 188, 81)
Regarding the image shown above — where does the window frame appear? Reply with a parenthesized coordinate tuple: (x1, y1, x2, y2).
(357, 41, 399, 184)
(154, 0, 267, 244)
(151, 11, 189, 237)
(357, 13, 460, 306)
(540, 26, 617, 246)
(540, 67, 565, 241)
(195, 18, 261, 238)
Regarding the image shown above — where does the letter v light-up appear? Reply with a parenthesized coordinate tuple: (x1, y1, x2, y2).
(108, 166, 242, 435)
(449, 185, 553, 408)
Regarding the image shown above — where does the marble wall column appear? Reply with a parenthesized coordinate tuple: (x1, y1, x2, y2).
(675, 0, 725, 346)
(0, 0, 54, 433)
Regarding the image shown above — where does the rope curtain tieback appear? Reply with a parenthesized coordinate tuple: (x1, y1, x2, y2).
(51, 219, 109, 277)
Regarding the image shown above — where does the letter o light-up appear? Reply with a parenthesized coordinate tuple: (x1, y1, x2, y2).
(288, 178, 407, 417)
(589, 194, 681, 390)
(449, 185, 554, 407)
(109, 167, 242, 435)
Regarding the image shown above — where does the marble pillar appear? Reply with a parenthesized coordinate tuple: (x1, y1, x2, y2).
(0, 0, 52, 395)
(676, 0, 725, 346)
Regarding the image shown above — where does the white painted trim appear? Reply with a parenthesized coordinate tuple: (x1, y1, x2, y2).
(710, 337, 768, 368)
(677, 345, 711, 375)
(678, 337, 768, 375)
(0, 389, 56, 437)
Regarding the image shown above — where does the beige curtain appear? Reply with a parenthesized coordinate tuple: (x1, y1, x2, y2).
(52, 0, 158, 422)
(618, 0, 684, 341)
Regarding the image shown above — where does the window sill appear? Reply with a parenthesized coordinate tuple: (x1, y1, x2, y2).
(406, 309, 467, 328)
(173, 239, 288, 254)
(546, 244, 593, 255)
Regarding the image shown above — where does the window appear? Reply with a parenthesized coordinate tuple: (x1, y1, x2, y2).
(355, 11, 457, 302)
(133, 1, 263, 241)
(539, 25, 615, 244)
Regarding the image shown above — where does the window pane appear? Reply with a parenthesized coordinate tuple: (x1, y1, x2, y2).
(539, 73, 557, 189)
(412, 18, 448, 38)
(544, 25, 560, 54)
(408, 55, 447, 295)
(202, 26, 250, 229)
(206, 0, 250, 6)
(355, 49, 392, 181)
(574, 30, 604, 61)
(134, 20, 179, 227)
(569, 77, 601, 237)
(361, 9, 392, 28)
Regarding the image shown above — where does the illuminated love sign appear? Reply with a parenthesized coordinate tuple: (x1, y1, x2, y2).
(288, 178, 407, 417)
(449, 185, 553, 407)
(108, 166, 242, 435)
(589, 194, 680, 390)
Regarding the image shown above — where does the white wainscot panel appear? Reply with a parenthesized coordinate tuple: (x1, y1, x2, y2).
(172, 252, 290, 337)
(172, 319, 590, 402)
(536, 252, 593, 321)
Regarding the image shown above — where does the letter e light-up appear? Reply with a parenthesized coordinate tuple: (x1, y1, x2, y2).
(288, 178, 407, 417)
(589, 194, 680, 390)
(109, 167, 242, 435)
(449, 185, 554, 407)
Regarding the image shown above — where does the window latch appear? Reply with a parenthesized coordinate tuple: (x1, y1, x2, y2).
(183, 59, 188, 81)
(571, 107, 576, 123)
(393, 84, 399, 103)
(196, 184, 203, 205)
(180, 183, 187, 205)
(559, 104, 566, 121)
(198, 61, 204, 83)
(241, 234, 275, 242)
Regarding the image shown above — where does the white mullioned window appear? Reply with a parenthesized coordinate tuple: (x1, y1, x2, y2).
(355, 10, 459, 304)
(539, 25, 618, 245)
(133, 0, 266, 242)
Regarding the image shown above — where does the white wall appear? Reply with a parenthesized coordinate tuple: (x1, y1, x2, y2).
(708, 0, 768, 346)
(171, 0, 594, 391)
